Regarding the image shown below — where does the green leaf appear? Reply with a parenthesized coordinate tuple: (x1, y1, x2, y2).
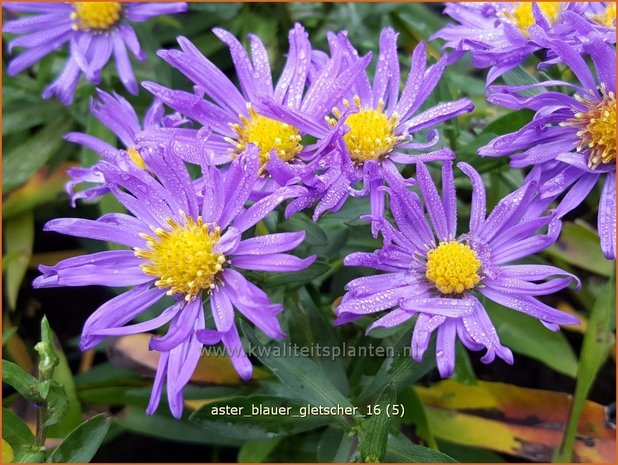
(546, 221, 614, 277)
(47, 414, 110, 463)
(502, 65, 541, 95)
(190, 395, 331, 440)
(2, 328, 18, 345)
(2, 360, 40, 402)
(317, 426, 356, 462)
(2, 408, 35, 454)
(360, 383, 396, 462)
(237, 438, 281, 463)
(553, 269, 615, 461)
(400, 388, 438, 450)
(485, 300, 578, 377)
(116, 408, 243, 446)
(359, 333, 436, 403)
(35, 317, 59, 380)
(2, 119, 72, 193)
(47, 330, 82, 438)
(243, 325, 353, 424)
(39, 380, 69, 428)
(384, 433, 457, 463)
(2, 99, 65, 136)
(3, 211, 34, 310)
(279, 213, 327, 246)
(261, 258, 330, 288)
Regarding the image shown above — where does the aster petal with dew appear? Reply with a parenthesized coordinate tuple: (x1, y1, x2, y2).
(64, 88, 191, 205)
(140, 24, 371, 196)
(335, 160, 580, 377)
(431, 2, 597, 82)
(478, 18, 616, 259)
(3, 2, 187, 104)
(33, 145, 315, 418)
(266, 28, 472, 228)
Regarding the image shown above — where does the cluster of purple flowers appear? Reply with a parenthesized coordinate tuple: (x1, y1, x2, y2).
(8, 2, 612, 418)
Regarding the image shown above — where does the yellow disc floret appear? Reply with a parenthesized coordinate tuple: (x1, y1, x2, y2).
(228, 104, 303, 171)
(328, 96, 401, 163)
(502, 2, 562, 36)
(135, 215, 225, 301)
(425, 241, 482, 295)
(588, 3, 616, 28)
(127, 146, 147, 169)
(567, 84, 616, 169)
(72, 2, 122, 31)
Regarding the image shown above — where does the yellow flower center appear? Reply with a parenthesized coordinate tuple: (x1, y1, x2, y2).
(568, 84, 616, 169)
(228, 104, 302, 171)
(135, 215, 225, 301)
(328, 96, 400, 163)
(588, 4, 616, 28)
(502, 2, 562, 35)
(127, 146, 147, 169)
(425, 241, 482, 295)
(72, 2, 122, 31)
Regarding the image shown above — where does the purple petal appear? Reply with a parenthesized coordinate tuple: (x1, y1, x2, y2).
(400, 297, 475, 317)
(210, 287, 235, 333)
(149, 297, 201, 351)
(480, 287, 579, 326)
(112, 33, 137, 95)
(234, 232, 306, 256)
(231, 254, 315, 272)
(599, 172, 616, 260)
(222, 323, 253, 380)
(436, 319, 457, 377)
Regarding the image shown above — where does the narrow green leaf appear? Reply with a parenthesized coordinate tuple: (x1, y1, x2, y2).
(485, 300, 578, 377)
(385, 434, 457, 463)
(47, 330, 82, 438)
(553, 269, 615, 462)
(317, 426, 356, 462)
(2, 328, 18, 345)
(47, 414, 110, 463)
(40, 381, 69, 428)
(117, 408, 243, 446)
(360, 383, 396, 462)
(359, 333, 436, 403)
(237, 438, 281, 463)
(190, 395, 331, 439)
(2, 408, 35, 452)
(2, 360, 40, 402)
(2, 120, 72, 193)
(546, 221, 613, 277)
(400, 388, 438, 450)
(4, 210, 34, 310)
(243, 325, 353, 422)
(279, 213, 328, 246)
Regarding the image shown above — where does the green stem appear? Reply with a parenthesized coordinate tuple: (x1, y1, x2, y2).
(34, 400, 48, 450)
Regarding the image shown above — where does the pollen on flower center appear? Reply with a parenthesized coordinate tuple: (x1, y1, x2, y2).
(135, 215, 225, 301)
(127, 146, 147, 169)
(502, 2, 562, 35)
(588, 3, 616, 28)
(328, 96, 401, 163)
(425, 241, 482, 295)
(72, 2, 122, 31)
(228, 104, 303, 171)
(568, 84, 616, 169)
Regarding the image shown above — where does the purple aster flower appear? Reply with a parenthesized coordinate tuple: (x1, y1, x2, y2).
(140, 24, 370, 196)
(478, 17, 616, 259)
(33, 145, 314, 418)
(431, 2, 593, 82)
(335, 160, 580, 377)
(3, 2, 187, 104)
(65, 89, 190, 205)
(266, 28, 472, 228)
